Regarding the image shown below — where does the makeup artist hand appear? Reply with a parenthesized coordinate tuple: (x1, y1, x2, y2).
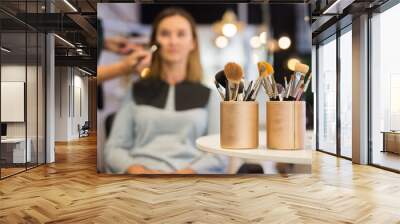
(97, 46, 151, 82)
(104, 36, 136, 55)
(127, 165, 164, 174)
(119, 48, 151, 75)
(134, 48, 152, 75)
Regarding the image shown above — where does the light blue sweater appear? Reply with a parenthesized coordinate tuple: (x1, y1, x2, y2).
(104, 85, 228, 174)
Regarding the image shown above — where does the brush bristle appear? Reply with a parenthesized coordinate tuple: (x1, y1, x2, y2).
(257, 61, 274, 77)
(224, 62, 243, 84)
(265, 62, 274, 74)
(295, 63, 309, 74)
(215, 70, 227, 87)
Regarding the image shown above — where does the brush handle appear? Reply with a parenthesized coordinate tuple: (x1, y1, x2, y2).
(217, 87, 225, 100)
(214, 81, 225, 100)
(245, 89, 255, 101)
(284, 76, 288, 89)
(237, 93, 244, 101)
(289, 73, 300, 97)
(286, 76, 294, 99)
(303, 73, 312, 93)
(246, 78, 261, 101)
(262, 77, 274, 99)
(244, 81, 253, 100)
(291, 79, 304, 98)
(249, 78, 262, 101)
(224, 83, 230, 101)
(295, 89, 304, 101)
(293, 83, 304, 100)
(230, 83, 239, 101)
(270, 75, 279, 99)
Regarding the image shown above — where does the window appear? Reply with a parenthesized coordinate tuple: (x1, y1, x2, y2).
(317, 37, 337, 154)
(0, 1, 46, 179)
(339, 29, 352, 158)
(370, 2, 400, 171)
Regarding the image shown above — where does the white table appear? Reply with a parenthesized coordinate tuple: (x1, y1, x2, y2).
(196, 132, 312, 165)
(1, 138, 31, 163)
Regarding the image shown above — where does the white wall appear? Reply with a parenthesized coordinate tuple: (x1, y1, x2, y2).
(55, 67, 69, 141)
(1, 65, 26, 133)
(55, 67, 89, 141)
(1, 65, 33, 137)
(1, 64, 46, 164)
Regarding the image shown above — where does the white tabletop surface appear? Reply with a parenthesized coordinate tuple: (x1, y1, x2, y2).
(196, 131, 312, 165)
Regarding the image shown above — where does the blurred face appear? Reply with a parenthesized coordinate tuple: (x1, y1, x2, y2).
(156, 15, 195, 64)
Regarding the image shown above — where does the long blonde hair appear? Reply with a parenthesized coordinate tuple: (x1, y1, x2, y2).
(148, 8, 203, 82)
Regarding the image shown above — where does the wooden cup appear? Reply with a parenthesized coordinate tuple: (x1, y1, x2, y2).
(220, 101, 259, 149)
(266, 101, 305, 150)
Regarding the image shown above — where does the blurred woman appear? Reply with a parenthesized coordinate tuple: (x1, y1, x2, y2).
(105, 8, 227, 174)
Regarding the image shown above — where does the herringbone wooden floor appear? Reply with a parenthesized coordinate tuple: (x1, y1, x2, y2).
(1, 134, 400, 224)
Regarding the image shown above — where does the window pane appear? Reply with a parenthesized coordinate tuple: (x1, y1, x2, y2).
(38, 33, 45, 165)
(1, 30, 28, 177)
(27, 31, 38, 169)
(340, 30, 352, 158)
(371, 3, 400, 171)
(318, 38, 337, 154)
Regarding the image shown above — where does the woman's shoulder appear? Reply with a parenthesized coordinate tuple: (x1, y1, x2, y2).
(133, 78, 167, 90)
(178, 81, 210, 93)
(131, 78, 212, 110)
(175, 81, 211, 110)
(132, 78, 169, 108)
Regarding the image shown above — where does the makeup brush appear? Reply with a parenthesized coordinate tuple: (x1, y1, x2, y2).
(214, 70, 229, 101)
(214, 80, 225, 100)
(224, 62, 244, 101)
(262, 78, 274, 99)
(149, 44, 158, 53)
(243, 80, 253, 101)
(236, 80, 245, 101)
(295, 63, 309, 77)
(284, 75, 295, 101)
(294, 72, 313, 101)
(266, 63, 279, 100)
(270, 73, 279, 100)
(247, 78, 263, 101)
(294, 83, 305, 101)
(137, 42, 160, 78)
(303, 73, 312, 93)
(284, 76, 288, 89)
(245, 64, 265, 101)
(214, 70, 227, 88)
(291, 63, 309, 99)
(138, 43, 159, 59)
(276, 83, 285, 101)
(257, 61, 278, 100)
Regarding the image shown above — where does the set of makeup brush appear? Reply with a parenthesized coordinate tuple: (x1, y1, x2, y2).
(282, 63, 311, 101)
(214, 61, 311, 102)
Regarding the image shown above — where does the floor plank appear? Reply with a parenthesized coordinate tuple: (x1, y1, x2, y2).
(0, 134, 399, 223)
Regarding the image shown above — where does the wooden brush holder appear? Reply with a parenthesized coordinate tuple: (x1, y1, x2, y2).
(266, 101, 305, 150)
(220, 101, 259, 149)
